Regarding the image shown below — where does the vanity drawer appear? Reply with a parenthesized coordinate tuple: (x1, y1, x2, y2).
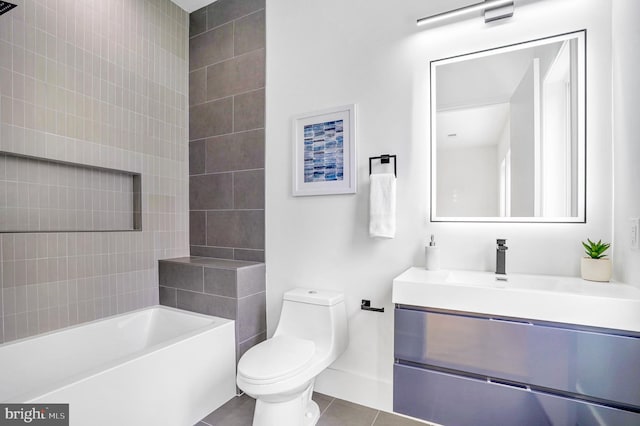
(394, 363, 640, 426)
(394, 307, 640, 408)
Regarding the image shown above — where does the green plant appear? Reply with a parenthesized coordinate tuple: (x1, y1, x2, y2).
(582, 238, 611, 259)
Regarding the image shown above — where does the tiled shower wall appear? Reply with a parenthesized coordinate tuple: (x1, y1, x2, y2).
(188, 0, 265, 262)
(0, 153, 138, 232)
(0, 0, 189, 343)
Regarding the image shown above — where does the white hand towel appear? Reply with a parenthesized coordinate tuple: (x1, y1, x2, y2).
(369, 173, 397, 239)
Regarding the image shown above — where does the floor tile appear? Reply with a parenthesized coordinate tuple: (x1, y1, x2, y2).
(200, 394, 255, 426)
(312, 392, 334, 415)
(198, 392, 430, 426)
(316, 398, 378, 426)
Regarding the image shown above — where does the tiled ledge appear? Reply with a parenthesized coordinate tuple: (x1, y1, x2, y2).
(160, 256, 263, 270)
(158, 256, 266, 361)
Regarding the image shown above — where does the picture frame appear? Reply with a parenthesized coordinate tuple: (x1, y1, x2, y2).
(292, 104, 356, 196)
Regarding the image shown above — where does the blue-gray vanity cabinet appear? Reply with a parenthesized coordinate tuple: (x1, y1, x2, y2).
(394, 363, 640, 426)
(393, 306, 640, 425)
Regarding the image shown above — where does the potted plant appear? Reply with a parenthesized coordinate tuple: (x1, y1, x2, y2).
(580, 239, 611, 282)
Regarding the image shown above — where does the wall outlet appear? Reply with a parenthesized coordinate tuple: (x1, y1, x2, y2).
(631, 218, 640, 250)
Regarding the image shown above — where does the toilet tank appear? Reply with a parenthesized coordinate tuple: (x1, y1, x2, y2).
(274, 288, 348, 356)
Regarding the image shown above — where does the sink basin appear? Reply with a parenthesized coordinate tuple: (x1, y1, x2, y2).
(392, 268, 640, 333)
(446, 270, 560, 291)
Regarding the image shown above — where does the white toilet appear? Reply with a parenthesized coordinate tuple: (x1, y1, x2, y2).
(236, 288, 348, 426)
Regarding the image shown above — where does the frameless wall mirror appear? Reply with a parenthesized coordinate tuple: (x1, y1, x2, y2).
(430, 30, 586, 223)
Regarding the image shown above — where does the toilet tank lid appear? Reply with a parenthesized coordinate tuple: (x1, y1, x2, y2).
(284, 288, 344, 306)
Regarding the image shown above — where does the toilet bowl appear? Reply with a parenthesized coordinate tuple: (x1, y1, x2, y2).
(236, 288, 348, 426)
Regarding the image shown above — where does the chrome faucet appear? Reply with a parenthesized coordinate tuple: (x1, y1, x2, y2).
(496, 239, 508, 276)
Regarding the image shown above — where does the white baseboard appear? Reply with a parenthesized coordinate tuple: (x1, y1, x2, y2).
(314, 367, 393, 412)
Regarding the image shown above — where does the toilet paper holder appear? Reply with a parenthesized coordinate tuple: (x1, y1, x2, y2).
(361, 299, 385, 313)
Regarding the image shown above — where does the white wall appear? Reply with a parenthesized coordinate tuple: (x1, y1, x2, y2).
(265, 0, 613, 410)
(612, 0, 640, 286)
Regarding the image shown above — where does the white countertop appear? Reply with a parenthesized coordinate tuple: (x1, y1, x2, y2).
(392, 267, 640, 333)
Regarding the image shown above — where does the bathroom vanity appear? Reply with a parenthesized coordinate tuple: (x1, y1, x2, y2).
(392, 268, 640, 426)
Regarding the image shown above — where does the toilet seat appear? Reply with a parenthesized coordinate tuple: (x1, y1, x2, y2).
(238, 336, 316, 384)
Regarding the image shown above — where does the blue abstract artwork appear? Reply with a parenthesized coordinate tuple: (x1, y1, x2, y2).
(303, 120, 344, 183)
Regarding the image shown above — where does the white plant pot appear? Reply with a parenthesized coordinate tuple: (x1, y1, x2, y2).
(580, 257, 611, 282)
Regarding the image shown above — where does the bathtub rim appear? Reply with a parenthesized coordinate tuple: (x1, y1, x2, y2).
(1, 305, 235, 403)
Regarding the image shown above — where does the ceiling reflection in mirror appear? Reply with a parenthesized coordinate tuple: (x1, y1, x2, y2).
(430, 31, 586, 222)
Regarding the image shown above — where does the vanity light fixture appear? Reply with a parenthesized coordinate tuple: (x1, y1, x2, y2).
(417, 0, 514, 27)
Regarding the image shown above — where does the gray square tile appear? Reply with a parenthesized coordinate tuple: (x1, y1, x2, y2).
(190, 23, 233, 71)
(205, 130, 264, 173)
(189, 7, 207, 38)
(201, 393, 255, 426)
(190, 173, 233, 210)
(190, 258, 258, 269)
(237, 331, 266, 362)
(190, 245, 235, 259)
(233, 249, 265, 262)
(158, 261, 204, 292)
(204, 267, 237, 298)
(234, 11, 265, 56)
(190, 97, 233, 141)
(237, 291, 265, 341)
(176, 289, 236, 320)
(236, 264, 265, 298)
(206, 49, 265, 101)
(190, 68, 207, 106)
(234, 89, 264, 132)
(233, 169, 264, 209)
(190, 211, 206, 246)
(190, 140, 206, 175)
(313, 392, 335, 416)
(206, 210, 264, 249)
(317, 399, 378, 426)
(206, 0, 265, 30)
(159, 286, 177, 308)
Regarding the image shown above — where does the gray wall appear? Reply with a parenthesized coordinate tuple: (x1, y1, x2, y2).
(159, 257, 266, 361)
(0, 0, 190, 344)
(188, 0, 265, 262)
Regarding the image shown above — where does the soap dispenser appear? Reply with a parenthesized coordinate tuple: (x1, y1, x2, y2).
(425, 234, 440, 271)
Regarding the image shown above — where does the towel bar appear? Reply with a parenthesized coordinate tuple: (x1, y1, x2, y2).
(369, 154, 397, 177)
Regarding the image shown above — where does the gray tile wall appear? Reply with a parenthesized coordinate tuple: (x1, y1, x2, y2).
(159, 257, 266, 361)
(188, 0, 265, 263)
(0, 0, 189, 343)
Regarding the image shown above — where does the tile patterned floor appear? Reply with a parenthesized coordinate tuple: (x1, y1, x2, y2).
(196, 392, 430, 426)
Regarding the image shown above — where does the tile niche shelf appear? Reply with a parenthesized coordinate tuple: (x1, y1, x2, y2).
(0, 152, 141, 233)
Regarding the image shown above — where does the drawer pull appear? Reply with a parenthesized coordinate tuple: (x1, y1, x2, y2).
(489, 317, 533, 325)
(488, 378, 530, 390)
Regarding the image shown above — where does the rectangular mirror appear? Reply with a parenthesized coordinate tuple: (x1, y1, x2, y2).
(430, 30, 586, 222)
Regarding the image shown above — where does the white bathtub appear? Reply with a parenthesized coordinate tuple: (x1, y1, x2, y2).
(0, 306, 236, 426)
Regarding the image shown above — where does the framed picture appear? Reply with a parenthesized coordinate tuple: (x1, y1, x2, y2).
(292, 104, 356, 196)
